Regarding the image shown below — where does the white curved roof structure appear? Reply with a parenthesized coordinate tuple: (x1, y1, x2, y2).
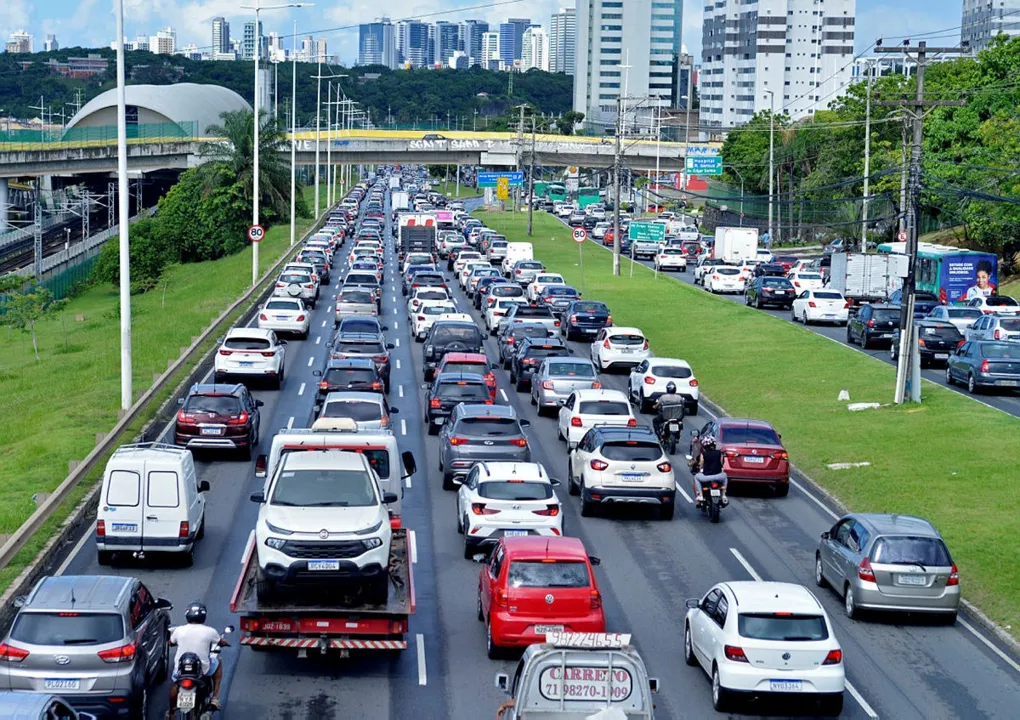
(65, 83, 251, 137)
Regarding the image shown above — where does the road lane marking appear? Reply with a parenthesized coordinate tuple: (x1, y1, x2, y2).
(499, 389, 508, 402)
(400, 419, 407, 436)
(675, 485, 693, 504)
(315, 335, 321, 345)
(394, 321, 399, 329)
(398, 385, 404, 398)
(393, 308, 398, 315)
(729, 548, 762, 581)
(297, 383, 306, 396)
(409, 529, 418, 564)
(321, 320, 326, 327)
(55, 521, 95, 576)
(789, 479, 839, 521)
(395, 338, 400, 347)
(396, 359, 401, 370)
(307, 357, 313, 367)
(958, 618, 1020, 674)
(416, 633, 427, 686)
(287, 416, 294, 428)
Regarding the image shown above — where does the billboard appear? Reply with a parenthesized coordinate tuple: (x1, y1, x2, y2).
(941, 253, 998, 305)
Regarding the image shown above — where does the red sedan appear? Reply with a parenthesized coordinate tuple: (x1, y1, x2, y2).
(691, 418, 791, 496)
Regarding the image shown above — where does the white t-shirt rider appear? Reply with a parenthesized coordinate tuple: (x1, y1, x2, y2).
(170, 623, 221, 674)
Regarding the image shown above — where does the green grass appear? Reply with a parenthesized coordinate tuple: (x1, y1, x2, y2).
(432, 179, 482, 199)
(1003, 277, 1019, 302)
(479, 209, 1020, 638)
(0, 187, 321, 589)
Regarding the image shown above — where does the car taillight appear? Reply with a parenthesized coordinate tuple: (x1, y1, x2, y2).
(485, 373, 496, 386)
(533, 504, 560, 517)
(603, 339, 611, 349)
(523, 358, 536, 365)
(656, 462, 672, 473)
(844, 301, 852, 309)
(980, 360, 990, 373)
(228, 411, 249, 425)
(261, 351, 276, 357)
(590, 589, 602, 609)
(98, 641, 137, 664)
(867, 319, 875, 327)
(429, 398, 441, 408)
(644, 376, 656, 385)
(259, 313, 268, 321)
(808, 301, 817, 308)
(541, 381, 555, 390)
(374, 355, 389, 362)
(449, 436, 469, 446)
(177, 410, 195, 424)
(627, 418, 637, 427)
(516, 269, 522, 274)
(472, 503, 499, 515)
(712, 274, 720, 281)
(570, 416, 583, 427)
(823, 649, 843, 665)
(858, 557, 876, 582)
(218, 349, 233, 356)
(319, 381, 329, 390)
(495, 588, 508, 607)
(179, 521, 190, 538)
(606, 314, 612, 325)
(96, 520, 106, 537)
(642, 340, 649, 350)
(296, 314, 306, 322)
(509, 437, 528, 447)
(591, 381, 602, 389)
(724, 645, 748, 663)
(590, 459, 609, 471)
(554, 320, 561, 327)
(0, 642, 30, 663)
(947, 562, 959, 586)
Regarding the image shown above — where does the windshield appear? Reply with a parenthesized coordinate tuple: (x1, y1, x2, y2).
(578, 400, 629, 415)
(184, 395, 241, 415)
(457, 417, 519, 435)
(547, 362, 596, 378)
(720, 425, 782, 445)
(508, 561, 590, 589)
(602, 441, 661, 461)
(10, 612, 125, 646)
(266, 300, 301, 311)
(871, 536, 952, 566)
(271, 468, 377, 507)
(478, 482, 553, 500)
(324, 367, 377, 386)
(738, 614, 829, 641)
(224, 337, 270, 351)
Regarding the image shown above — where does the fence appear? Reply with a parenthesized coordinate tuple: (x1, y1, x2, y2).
(0, 121, 200, 151)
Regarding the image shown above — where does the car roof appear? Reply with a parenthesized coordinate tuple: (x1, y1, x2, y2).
(456, 404, 517, 419)
(852, 513, 939, 537)
(25, 575, 133, 612)
(573, 388, 628, 401)
(476, 461, 548, 482)
(723, 581, 824, 614)
(443, 352, 488, 363)
(503, 536, 589, 561)
(280, 449, 371, 472)
(189, 383, 245, 397)
(226, 327, 274, 339)
(323, 391, 385, 403)
(325, 357, 376, 369)
(717, 418, 778, 430)
(435, 371, 487, 384)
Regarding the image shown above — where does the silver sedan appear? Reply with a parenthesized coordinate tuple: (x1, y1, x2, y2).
(530, 357, 600, 416)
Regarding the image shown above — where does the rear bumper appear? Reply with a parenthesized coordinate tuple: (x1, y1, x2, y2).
(584, 485, 676, 505)
(444, 447, 532, 474)
(719, 661, 845, 695)
(490, 611, 606, 647)
(851, 579, 960, 613)
(176, 434, 248, 450)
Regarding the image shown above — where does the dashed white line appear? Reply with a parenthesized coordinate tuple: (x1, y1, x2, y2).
(287, 416, 294, 429)
(396, 359, 402, 370)
(395, 338, 400, 347)
(789, 478, 839, 520)
(321, 320, 326, 327)
(398, 385, 404, 398)
(315, 335, 321, 345)
(393, 308, 398, 315)
(499, 389, 509, 402)
(297, 383, 306, 396)
(675, 485, 694, 504)
(307, 357, 314, 367)
(394, 321, 399, 329)
(416, 633, 427, 686)
(729, 548, 763, 581)
(400, 419, 407, 436)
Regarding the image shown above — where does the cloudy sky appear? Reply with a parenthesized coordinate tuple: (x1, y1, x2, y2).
(3, 0, 962, 63)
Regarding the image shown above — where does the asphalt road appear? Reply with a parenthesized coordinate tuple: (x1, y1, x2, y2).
(54, 195, 1020, 720)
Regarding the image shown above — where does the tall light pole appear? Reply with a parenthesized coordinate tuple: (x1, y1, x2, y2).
(314, 56, 322, 216)
(861, 60, 874, 252)
(289, 19, 298, 246)
(764, 88, 775, 244)
(115, 0, 132, 409)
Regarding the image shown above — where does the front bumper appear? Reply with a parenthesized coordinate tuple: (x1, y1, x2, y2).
(258, 540, 389, 584)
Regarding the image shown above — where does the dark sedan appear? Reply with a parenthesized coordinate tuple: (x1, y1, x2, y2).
(889, 290, 941, 319)
(846, 303, 900, 349)
(745, 276, 796, 310)
(312, 357, 385, 410)
(509, 337, 572, 391)
(538, 285, 581, 313)
(946, 341, 1020, 394)
(558, 300, 611, 340)
(891, 320, 964, 366)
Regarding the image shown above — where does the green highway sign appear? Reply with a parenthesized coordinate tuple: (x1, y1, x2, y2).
(685, 156, 723, 176)
(628, 221, 666, 242)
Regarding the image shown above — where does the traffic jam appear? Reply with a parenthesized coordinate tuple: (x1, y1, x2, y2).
(4, 166, 1016, 720)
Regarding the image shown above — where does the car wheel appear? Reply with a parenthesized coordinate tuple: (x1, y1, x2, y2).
(130, 685, 148, 719)
(97, 551, 115, 566)
(639, 395, 653, 414)
(755, 297, 763, 310)
(815, 554, 829, 588)
(427, 420, 440, 436)
(688, 401, 699, 417)
(442, 473, 455, 491)
(844, 584, 859, 619)
(846, 327, 855, 345)
(659, 500, 675, 521)
(486, 619, 502, 659)
(774, 482, 790, 497)
(181, 547, 194, 568)
(557, 423, 565, 442)
(530, 393, 537, 406)
(580, 480, 596, 517)
(711, 665, 731, 712)
(683, 623, 698, 667)
(477, 592, 484, 622)
(967, 373, 978, 394)
(945, 366, 955, 386)
(791, 308, 799, 323)
(515, 376, 527, 392)
(156, 633, 170, 681)
(196, 512, 206, 540)
(861, 335, 872, 350)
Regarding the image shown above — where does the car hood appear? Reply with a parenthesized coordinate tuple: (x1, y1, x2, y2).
(263, 504, 383, 535)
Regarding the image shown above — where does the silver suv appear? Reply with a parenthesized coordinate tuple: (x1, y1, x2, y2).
(1, 575, 172, 718)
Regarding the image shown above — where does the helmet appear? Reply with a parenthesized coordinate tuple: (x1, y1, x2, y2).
(700, 435, 717, 449)
(184, 602, 207, 624)
(665, 382, 677, 394)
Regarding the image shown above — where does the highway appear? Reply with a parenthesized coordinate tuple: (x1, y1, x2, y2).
(53, 193, 1020, 720)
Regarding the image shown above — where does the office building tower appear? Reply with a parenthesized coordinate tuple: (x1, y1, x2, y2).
(149, 27, 176, 55)
(459, 20, 489, 66)
(521, 27, 549, 71)
(549, 7, 576, 75)
(359, 18, 397, 68)
(44, 35, 59, 52)
(574, 1, 683, 127)
(212, 17, 230, 54)
(398, 20, 430, 68)
(242, 20, 265, 61)
(962, 0, 1020, 50)
(481, 32, 502, 70)
(701, 0, 855, 127)
(431, 21, 460, 67)
(499, 18, 532, 64)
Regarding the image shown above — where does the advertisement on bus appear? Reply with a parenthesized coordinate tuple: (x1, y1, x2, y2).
(939, 253, 998, 304)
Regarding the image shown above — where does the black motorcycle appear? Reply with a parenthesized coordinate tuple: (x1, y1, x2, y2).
(655, 403, 685, 455)
(698, 477, 724, 524)
(171, 626, 233, 719)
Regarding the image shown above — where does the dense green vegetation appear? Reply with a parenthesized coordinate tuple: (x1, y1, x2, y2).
(720, 36, 1020, 269)
(0, 49, 574, 129)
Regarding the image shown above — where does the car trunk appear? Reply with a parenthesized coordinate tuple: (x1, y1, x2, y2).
(602, 441, 665, 485)
(505, 561, 594, 620)
(474, 481, 556, 532)
(455, 417, 524, 450)
(918, 325, 962, 353)
(737, 613, 833, 671)
(180, 394, 244, 437)
(870, 537, 955, 597)
(808, 292, 846, 315)
(544, 363, 598, 395)
(222, 337, 274, 367)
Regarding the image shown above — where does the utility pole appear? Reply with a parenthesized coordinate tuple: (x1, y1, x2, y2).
(612, 98, 623, 276)
(115, 0, 132, 409)
(876, 40, 968, 404)
(514, 104, 527, 213)
(765, 88, 775, 243)
(313, 58, 322, 215)
(898, 116, 908, 234)
(289, 19, 297, 245)
(33, 189, 42, 280)
(860, 60, 873, 252)
(527, 117, 536, 236)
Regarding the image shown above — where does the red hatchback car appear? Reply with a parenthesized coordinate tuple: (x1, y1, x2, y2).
(691, 418, 790, 496)
(174, 383, 263, 459)
(438, 352, 497, 402)
(478, 537, 606, 658)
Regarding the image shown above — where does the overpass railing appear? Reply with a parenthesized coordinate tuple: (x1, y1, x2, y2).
(0, 122, 200, 151)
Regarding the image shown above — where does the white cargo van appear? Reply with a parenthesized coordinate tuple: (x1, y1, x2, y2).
(96, 443, 208, 566)
(502, 242, 534, 276)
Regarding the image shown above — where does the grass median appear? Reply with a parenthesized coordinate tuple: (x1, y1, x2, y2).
(432, 180, 482, 199)
(0, 187, 320, 591)
(479, 209, 1020, 638)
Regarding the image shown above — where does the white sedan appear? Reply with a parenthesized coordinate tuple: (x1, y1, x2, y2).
(526, 273, 567, 301)
(791, 289, 850, 325)
(788, 271, 825, 293)
(705, 266, 745, 294)
(257, 298, 310, 339)
(591, 326, 651, 371)
(410, 301, 457, 340)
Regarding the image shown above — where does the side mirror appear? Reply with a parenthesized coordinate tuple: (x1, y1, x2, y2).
(255, 400, 264, 407)
(495, 672, 510, 692)
(223, 625, 235, 634)
(155, 597, 173, 610)
(556, 398, 566, 407)
(383, 492, 399, 505)
(402, 451, 418, 478)
(419, 382, 430, 390)
(12, 595, 27, 609)
(649, 677, 660, 694)
(312, 370, 322, 377)
(249, 491, 266, 504)
(588, 555, 601, 566)
(388, 406, 400, 414)
(198, 481, 210, 493)
(254, 454, 268, 479)
(549, 478, 561, 487)
(382, 325, 390, 331)
(177, 397, 185, 405)
(519, 419, 531, 428)
(279, 340, 289, 346)
(821, 531, 830, 541)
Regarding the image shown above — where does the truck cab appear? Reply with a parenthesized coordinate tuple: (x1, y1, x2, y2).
(494, 633, 659, 719)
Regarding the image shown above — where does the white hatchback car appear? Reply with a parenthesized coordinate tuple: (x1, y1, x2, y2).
(705, 266, 745, 294)
(453, 251, 484, 275)
(214, 327, 287, 388)
(628, 358, 699, 415)
(257, 298, 310, 339)
(590, 326, 651, 372)
(459, 262, 490, 289)
(406, 287, 451, 318)
(788, 271, 825, 293)
(791, 289, 850, 325)
(556, 388, 636, 449)
(526, 273, 566, 301)
(410, 301, 457, 340)
(683, 581, 845, 716)
(455, 462, 562, 559)
(654, 247, 688, 272)
(485, 297, 528, 332)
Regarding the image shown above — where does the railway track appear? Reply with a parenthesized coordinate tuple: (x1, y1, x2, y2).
(0, 209, 109, 275)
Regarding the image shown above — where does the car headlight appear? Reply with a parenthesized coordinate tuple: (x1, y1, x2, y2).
(264, 537, 287, 550)
(363, 537, 383, 550)
(353, 519, 384, 536)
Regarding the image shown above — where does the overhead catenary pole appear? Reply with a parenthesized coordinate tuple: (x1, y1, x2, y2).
(612, 97, 622, 276)
(115, 0, 132, 409)
(313, 58, 322, 215)
(861, 60, 873, 252)
(765, 88, 775, 244)
(527, 117, 536, 236)
(326, 81, 332, 207)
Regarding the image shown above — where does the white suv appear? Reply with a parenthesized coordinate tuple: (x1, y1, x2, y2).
(214, 328, 287, 388)
(410, 300, 456, 340)
(684, 581, 845, 715)
(485, 297, 527, 332)
(456, 462, 562, 559)
(628, 358, 700, 415)
(556, 388, 636, 449)
(590, 326, 651, 371)
(252, 450, 398, 603)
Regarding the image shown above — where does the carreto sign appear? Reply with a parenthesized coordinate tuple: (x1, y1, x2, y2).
(538, 665, 633, 702)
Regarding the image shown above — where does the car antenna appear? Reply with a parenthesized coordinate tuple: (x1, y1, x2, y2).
(70, 587, 76, 608)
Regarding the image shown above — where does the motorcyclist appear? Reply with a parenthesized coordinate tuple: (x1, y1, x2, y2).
(167, 602, 229, 717)
(693, 434, 728, 507)
(652, 382, 686, 440)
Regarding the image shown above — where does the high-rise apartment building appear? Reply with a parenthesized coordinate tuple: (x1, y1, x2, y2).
(212, 17, 230, 54)
(44, 35, 59, 52)
(498, 18, 532, 64)
(481, 32, 502, 70)
(149, 27, 176, 55)
(574, 1, 683, 126)
(242, 20, 265, 61)
(316, 37, 328, 62)
(359, 19, 397, 68)
(700, 0, 855, 127)
(398, 20, 430, 68)
(962, 0, 1020, 50)
(522, 27, 550, 71)
(431, 21, 460, 68)
(458, 20, 489, 66)
(5, 30, 33, 54)
(549, 8, 576, 75)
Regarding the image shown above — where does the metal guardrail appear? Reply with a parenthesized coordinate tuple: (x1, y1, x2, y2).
(0, 208, 329, 573)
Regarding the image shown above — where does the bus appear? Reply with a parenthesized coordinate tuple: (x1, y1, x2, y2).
(877, 242, 999, 304)
(532, 181, 549, 199)
(546, 183, 567, 202)
(577, 187, 602, 209)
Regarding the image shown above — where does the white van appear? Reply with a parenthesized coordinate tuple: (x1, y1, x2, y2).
(96, 443, 208, 566)
(502, 242, 535, 276)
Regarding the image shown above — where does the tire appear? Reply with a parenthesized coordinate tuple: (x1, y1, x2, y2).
(861, 335, 872, 350)
(457, 511, 464, 534)
(477, 592, 484, 622)
(486, 620, 502, 659)
(709, 499, 720, 523)
(130, 687, 148, 720)
(667, 436, 677, 455)
(515, 377, 527, 392)
(846, 327, 855, 345)
(427, 420, 440, 436)
(463, 536, 476, 560)
(442, 473, 455, 491)
(688, 401, 699, 417)
(156, 634, 170, 681)
(639, 395, 653, 414)
(557, 424, 565, 442)
(683, 623, 698, 666)
(756, 297, 763, 310)
(97, 551, 114, 566)
(820, 693, 844, 717)
(711, 665, 731, 712)
(580, 482, 596, 517)
(530, 393, 537, 406)
(774, 482, 790, 497)
(945, 366, 955, 386)
(967, 373, 978, 394)
(815, 554, 829, 588)
(660, 501, 675, 521)
(844, 583, 859, 619)
(791, 309, 799, 323)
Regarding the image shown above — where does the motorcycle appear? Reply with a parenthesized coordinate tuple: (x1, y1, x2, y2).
(655, 403, 685, 455)
(171, 625, 233, 720)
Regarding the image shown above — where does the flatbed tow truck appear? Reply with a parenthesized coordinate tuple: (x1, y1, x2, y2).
(230, 528, 415, 655)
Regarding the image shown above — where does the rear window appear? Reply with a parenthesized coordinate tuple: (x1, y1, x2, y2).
(279, 273, 310, 284)
(508, 561, 590, 589)
(738, 614, 829, 641)
(518, 261, 543, 270)
(815, 292, 843, 300)
(609, 334, 644, 346)
(478, 482, 552, 500)
(547, 362, 595, 377)
(432, 326, 482, 345)
(946, 308, 982, 319)
(184, 395, 241, 415)
(340, 291, 373, 304)
(266, 300, 301, 311)
(921, 325, 961, 341)
(572, 302, 607, 314)
(457, 417, 519, 435)
(106, 470, 139, 507)
(225, 336, 271, 350)
(761, 278, 793, 287)
(651, 365, 691, 379)
(999, 318, 1020, 331)
(716, 268, 740, 276)
(443, 361, 489, 375)
(512, 326, 551, 340)
(981, 343, 1019, 358)
(871, 536, 952, 566)
(797, 273, 822, 280)
(525, 345, 569, 358)
(492, 285, 525, 297)
(147, 471, 180, 508)
(10, 612, 125, 646)
(324, 368, 377, 385)
(515, 307, 553, 318)
(986, 296, 1019, 307)
(416, 290, 448, 301)
(423, 305, 454, 316)
(490, 241, 508, 249)
(322, 400, 383, 421)
(437, 382, 490, 401)
(601, 441, 661, 461)
(545, 287, 579, 296)
(720, 425, 782, 445)
(338, 319, 381, 335)
(578, 401, 629, 415)
(346, 274, 378, 285)
(872, 309, 900, 321)
(334, 342, 385, 354)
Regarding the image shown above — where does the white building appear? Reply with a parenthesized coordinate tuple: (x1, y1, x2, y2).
(573, 0, 683, 128)
(44, 35, 59, 52)
(6, 30, 34, 54)
(700, 0, 856, 128)
(316, 37, 328, 63)
(522, 27, 549, 71)
(481, 31, 502, 70)
(149, 27, 176, 55)
(211, 17, 230, 54)
(549, 7, 576, 75)
(962, 0, 1020, 51)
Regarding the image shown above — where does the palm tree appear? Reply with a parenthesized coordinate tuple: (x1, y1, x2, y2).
(199, 109, 293, 221)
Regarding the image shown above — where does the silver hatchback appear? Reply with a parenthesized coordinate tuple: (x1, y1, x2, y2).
(815, 513, 960, 622)
(0, 575, 172, 719)
(531, 357, 601, 416)
(317, 391, 396, 432)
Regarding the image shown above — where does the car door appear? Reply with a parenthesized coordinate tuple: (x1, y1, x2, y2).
(691, 588, 721, 666)
(480, 545, 504, 618)
(591, 329, 606, 363)
(457, 465, 478, 522)
(831, 519, 860, 583)
(794, 290, 809, 316)
(950, 342, 971, 381)
(142, 465, 183, 548)
(709, 592, 730, 664)
(570, 430, 592, 480)
(820, 519, 850, 582)
(629, 360, 649, 397)
(558, 392, 576, 440)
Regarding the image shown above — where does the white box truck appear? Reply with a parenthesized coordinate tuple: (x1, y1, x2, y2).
(713, 227, 759, 262)
(828, 252, 906, 306)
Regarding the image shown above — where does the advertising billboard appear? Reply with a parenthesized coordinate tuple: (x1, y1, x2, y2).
(940, 253, 998, 305)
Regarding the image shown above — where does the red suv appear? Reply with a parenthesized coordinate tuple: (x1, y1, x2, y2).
(691, 418, 790, 495)
(174, 383, 263, 459)
(437, 352, 497, 402)
(477, 537, 606, 658)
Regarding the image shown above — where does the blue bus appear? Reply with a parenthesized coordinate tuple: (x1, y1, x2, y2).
(877, 242, 999, 305)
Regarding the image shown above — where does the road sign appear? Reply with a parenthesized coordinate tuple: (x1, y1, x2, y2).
(897, 231, 908, 241)
(686, 144, 722, 157)
(496, 177, 510, 201)
(628, 221, 666, 243)
(248, 224, 265, 243)
(685, 156, 723, 176)
(478, 171, 524, 188)
(572, 227, 588, 244)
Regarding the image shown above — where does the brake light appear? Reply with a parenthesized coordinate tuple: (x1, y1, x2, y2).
(218, 349, 233, 356)
(724, 645, 748, 663)
(179, 521, 190, 538)
(0, 643, 30, 663)
(844, 301, 852, 309)
(176, 410, 195, 425)
(509, 437, 528, 447)
(858, 557, 876, 582)
(644, 376, 656, 385)
(823, 649, 843, 665)
(319, 381, 328, 390)
(980, 360, 990, 373)
(495, 588, 508, 607)
(261, 351, 276, 357)
(472, 503, 499, 515)
(507, 337, 515, 344)
(867, 319, 875, 328)
(590, 589, 602, 609)
(591, 381, 602, 389)
(485, 373, 496, 386)
(98, 641, 137, 664)
(570, 416, 583, 427)
(296, 314, 306, 322)
(430, 398, 441, 408)
(947, 562, 959, 586)
(374, 355, 389, 363)
(808, 301, 817, 308)
(603, 339, 611, 349)
(541, 380, 555, 390)
(180, 678, 196, 689)
(96, 520, 106, 537)
(259, 313, 268, 321)
(607, 314, 612, 325)
(590, 459, 609, 471)
(642, 339, 649, 350)
(627, 417, 637, 427)
(712, 274, 720, 281)
(228, 411, 249, 425)
(449, 437, 469, 446)
(656, 462, 672, 473)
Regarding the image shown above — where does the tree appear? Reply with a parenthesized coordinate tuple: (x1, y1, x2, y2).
(559, 110, 585, 135)
(5, 287, 65, 361)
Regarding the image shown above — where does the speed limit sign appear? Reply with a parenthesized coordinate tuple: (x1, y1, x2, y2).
(897, 231, 907, 241)
(572, 227, 588, 244)
(248, 224, 265, 243)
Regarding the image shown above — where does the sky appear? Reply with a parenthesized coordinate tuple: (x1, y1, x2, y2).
(2, 0, 964, 65)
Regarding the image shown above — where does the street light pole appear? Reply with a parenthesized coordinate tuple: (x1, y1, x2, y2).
(289, 19, 297, 245)
(765, 88, 775, 244)
(313, 57, 322, 216)
(115, 0, 132, 409)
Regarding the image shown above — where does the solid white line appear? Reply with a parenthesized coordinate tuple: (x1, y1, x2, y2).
(789, 478, 839, 521)
(400, 419, 407, 436)
(287, 416, 294, 429)
(307, 356, 314, 367)
(409, 529, 418, 564)
(729, 548, 763, 581)
(398, 385, 404, 398)
(416, 633, 427, 686)
(675, 485, 693, 504)
(298, 383, 306, 396)
(499, 388, 509, 402)
(958, 618, 1020, 674)
(396, 359, 401, 370)
(55, 521, 95, 576)
(845, 682, 880, 719)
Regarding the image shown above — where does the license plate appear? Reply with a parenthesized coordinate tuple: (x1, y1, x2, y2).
(505, 530, 528, 537)
(743, 456, 766, 464)
(178, 689, 197, 710)
(619, 348, 633, 354)
(620, 472, 647, 482)
(710, 489, 721, 497)
(110, 522, 138, 533)
(823, 313, 836, 318)
(877, 333, 892, 338)
(535, 625, 564, 635)
(274, 315, 289, 321)
(239, 361, 254, 367)
(898, 574, 927, 586)
(934, 353, 949, 360)
(433, 417, 445, 424)
(769, 680, 802, 693)
(201, 427, 223, 436)
(307, 560, 340, 571)
(667, 421, 680, 430)
(1000, 380, 1019, 387)
(44, 679, 80, 691)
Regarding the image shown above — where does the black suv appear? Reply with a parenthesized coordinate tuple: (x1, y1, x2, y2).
(745, 276, 796, 310)
(510, 337, 572, 391)
(891, 320, 963, 366)
(329, 332, 395, 392)
(422, 372, 493, 434)
(846, 303, 901, 349)
(423, 320, 485, 380)
(558, 300, 611, 340)
(313, 357, 385, 409)
(498, 322, 554, 368)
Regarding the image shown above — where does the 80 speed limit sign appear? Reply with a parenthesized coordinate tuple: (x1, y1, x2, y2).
(248, 224, 265, 243)
(572, 227, 588, 244)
